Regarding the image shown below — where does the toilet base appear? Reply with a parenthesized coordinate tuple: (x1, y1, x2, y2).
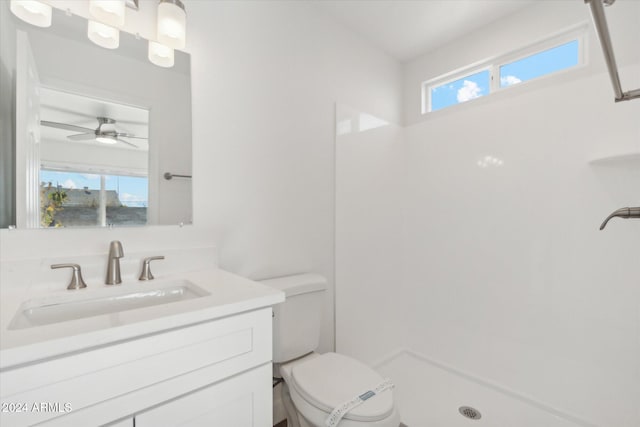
(281, 381, 303, 427)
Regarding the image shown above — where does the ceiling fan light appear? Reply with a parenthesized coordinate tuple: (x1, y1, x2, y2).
(10, 0, 52, 28)
(148, 41, 174, 68)
(89, 0, 126, 28)
(157, 0, 186, 49)
(88, 20, 120, 49)
(96, 135, 118, 144)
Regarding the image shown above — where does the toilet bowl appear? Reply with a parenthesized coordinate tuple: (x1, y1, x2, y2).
(279, 352, 400, 427)
(260, 274, 401, 427)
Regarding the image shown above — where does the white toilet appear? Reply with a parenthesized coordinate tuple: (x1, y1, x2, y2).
(262, 274, 401, 427)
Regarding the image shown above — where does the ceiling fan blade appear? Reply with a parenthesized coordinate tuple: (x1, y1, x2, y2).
(116, 138, 138, 148)
(40, 120, 94, 133)
(67, 133, 97, 141)
(116, 133, 148, 140)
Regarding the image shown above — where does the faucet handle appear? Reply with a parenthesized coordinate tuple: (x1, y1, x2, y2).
(139, 256, 165, 281)
(51, 264, 88, 290)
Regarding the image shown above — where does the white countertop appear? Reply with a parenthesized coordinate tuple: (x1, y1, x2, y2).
(0, 268, 284, 370)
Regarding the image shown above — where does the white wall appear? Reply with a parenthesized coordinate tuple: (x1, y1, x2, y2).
(40, 141, 148, 176)
(403, 64, 639, 427)
(1, 1, 403, 356)
(335, 1, 639, 426)
(335, 105, 407, 364)
(187, 1, 402, 352)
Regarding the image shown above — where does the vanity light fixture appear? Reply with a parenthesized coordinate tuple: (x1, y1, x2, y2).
(148, 41, 175, 68)
(157, 0, 186, 50)
(88, 20, 120, 49)
(9, 0, 52, 27)
(89, 0, 126, 28)
(11, 0, 183, 68)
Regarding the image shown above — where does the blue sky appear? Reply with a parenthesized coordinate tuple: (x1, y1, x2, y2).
(431, 40, 579, 112)
(431, 69, 490, 112)
(41, 170, 149, 207)
(500, 40, 579, 87)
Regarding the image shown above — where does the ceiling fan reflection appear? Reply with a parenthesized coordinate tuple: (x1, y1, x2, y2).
(40, 116, 147, 147)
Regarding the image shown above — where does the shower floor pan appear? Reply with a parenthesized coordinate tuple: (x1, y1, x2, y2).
(376, 350, 595, 427)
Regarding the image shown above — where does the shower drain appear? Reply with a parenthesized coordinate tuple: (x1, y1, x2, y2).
(458, 406, 482, 420)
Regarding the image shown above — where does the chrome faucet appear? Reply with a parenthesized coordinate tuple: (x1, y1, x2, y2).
(599, 207, 640, 230)
(106, 240, 124, 285)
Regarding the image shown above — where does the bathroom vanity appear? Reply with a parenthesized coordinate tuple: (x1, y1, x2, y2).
(0, 267, 284, 427)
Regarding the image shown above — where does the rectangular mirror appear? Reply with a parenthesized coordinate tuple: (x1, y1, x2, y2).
(0, 4, 192, 229)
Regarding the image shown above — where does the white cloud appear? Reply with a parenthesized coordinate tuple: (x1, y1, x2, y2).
(119, 193, 147, 207)
(500, 75, 522, 87)
(457, 80, 483, 102)
(62, 179, 76, 189)
(120, 193, 141, 201)
(81, 173, 100, 180)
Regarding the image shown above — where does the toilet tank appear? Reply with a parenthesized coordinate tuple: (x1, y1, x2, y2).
(260, 274, 327, 363)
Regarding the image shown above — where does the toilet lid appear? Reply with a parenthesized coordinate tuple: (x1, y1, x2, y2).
(291, 353, 394, 422)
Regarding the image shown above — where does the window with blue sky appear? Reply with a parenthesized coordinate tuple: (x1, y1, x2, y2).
(425, 33, 583, 113)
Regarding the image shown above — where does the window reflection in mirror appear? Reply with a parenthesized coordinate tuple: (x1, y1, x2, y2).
(40, 170, 149, 228)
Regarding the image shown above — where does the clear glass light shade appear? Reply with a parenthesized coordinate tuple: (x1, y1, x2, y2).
(157, 1, 186, 49)
(148, 41, 174, 68)
(89, 0, 126, 28)
(88, 20, 120, 49)
(9, 0, 52, 27)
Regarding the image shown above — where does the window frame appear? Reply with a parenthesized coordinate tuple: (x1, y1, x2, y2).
(422, 25, 588, 115)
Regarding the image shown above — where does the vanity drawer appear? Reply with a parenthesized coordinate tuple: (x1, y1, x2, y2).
(0, 308, 272, 427)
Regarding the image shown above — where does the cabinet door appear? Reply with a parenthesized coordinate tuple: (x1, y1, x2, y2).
(135, 364, 272, 427)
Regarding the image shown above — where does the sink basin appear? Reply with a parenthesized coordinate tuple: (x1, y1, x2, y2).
(9, 280, 210, 330)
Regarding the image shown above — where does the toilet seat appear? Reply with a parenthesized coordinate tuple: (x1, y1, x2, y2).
(281, 353, 399, 426)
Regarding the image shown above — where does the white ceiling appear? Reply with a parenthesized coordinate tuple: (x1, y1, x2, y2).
(313, 0, 536, 62)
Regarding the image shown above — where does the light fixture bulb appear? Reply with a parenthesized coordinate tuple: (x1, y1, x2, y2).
(157, 0, 186, 49)
(9, 0, 52, 27)
(96, 135, 117, 144)
(89, 0, 126, 28)
(148, 41, 174, 68)
(88, 20, 120, 49)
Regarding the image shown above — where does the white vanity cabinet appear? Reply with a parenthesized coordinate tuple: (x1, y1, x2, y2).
(136, 363, 271, 427)
(1, 307, 275, 427)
